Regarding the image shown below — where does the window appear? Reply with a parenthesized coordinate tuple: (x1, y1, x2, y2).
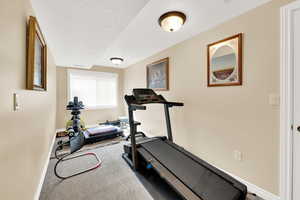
(68, 69, 118, 109)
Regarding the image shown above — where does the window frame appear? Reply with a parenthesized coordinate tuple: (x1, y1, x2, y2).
(67, 69, 119, 110)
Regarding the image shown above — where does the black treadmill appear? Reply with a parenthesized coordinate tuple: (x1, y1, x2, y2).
(122, 89, 247, 200)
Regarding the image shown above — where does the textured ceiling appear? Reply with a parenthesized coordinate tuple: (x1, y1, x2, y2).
(31, 0, 271, 68)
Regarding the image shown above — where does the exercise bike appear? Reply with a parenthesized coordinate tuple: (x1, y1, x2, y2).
(54, 97, 101, 179)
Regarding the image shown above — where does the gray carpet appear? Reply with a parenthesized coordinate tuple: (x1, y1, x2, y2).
(40, 139, 263, 200)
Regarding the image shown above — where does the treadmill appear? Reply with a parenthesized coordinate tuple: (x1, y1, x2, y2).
(122, 89, 247, 200)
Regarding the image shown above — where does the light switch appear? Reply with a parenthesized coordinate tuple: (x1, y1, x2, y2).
(269, 94, 280, 106)
(13, 93, 20, 111)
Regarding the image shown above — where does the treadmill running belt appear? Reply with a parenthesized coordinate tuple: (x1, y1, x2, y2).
(141, 139, 242, 200)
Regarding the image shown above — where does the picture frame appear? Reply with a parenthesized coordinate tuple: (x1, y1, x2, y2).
(26, 16, 47, 91)
(147, 57, 169, 91)
(207, 33, 243, 87)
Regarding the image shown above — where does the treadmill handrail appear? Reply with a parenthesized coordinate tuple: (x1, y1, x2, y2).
(132, 101, 184, 106)
(124, 94, 183, 107)
(166, 102, 184, 107)
(130, 104, 146, 111)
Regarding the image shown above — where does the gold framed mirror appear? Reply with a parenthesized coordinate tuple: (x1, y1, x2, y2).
(207, 33, 242, 87)
(26, 16, 47, 91)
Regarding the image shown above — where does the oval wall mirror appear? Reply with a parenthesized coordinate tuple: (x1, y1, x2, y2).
(211, 45, 236, 80)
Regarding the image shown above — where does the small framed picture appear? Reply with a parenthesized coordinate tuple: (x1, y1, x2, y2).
(26, 16, 47, 91)
(207, 33, 243, 87)
(147, 57, 169, 91)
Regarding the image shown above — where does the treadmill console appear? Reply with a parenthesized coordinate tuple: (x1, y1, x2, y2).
(133, 89, 166, 104)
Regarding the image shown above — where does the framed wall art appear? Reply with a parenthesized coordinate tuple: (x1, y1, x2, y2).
(147, 57, 169, 91)
(26, 16, 47, 91)
(207, 33, 243, 87)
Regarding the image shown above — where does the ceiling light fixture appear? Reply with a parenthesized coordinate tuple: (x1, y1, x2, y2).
(158, 11, 186, 32)
(110, 57, 124, 65)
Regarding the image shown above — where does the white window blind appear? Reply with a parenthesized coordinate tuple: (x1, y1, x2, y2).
(68, 69, 118, 109)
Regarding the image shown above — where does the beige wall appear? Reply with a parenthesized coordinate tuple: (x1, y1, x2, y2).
(56, 66, 125, 129)
(124, 0, 294, 195)
(0, 0, 57, 200)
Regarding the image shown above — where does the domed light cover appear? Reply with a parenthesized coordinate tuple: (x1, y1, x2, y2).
(159, 11, 186, 32)
(110, 57, 124, 65)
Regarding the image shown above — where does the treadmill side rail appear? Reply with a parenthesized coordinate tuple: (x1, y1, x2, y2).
(141, 139, 247, 200)
(138, 148, 203, 200)
(165, 140, 247, 198)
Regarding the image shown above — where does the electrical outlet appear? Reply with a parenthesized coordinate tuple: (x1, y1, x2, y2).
(269, 94, 280, 106)
(234, 150, 243, 161)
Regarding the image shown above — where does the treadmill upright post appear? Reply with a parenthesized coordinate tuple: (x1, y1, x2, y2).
(128, 106, 138, 170)
(164, 104, 173, 142)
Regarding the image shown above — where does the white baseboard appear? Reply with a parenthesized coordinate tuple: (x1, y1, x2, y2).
(34, 134, 56, 200)
(215, 166, 280, 200)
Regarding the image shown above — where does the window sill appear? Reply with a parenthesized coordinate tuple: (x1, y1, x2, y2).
(84, 105, 118, 110)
